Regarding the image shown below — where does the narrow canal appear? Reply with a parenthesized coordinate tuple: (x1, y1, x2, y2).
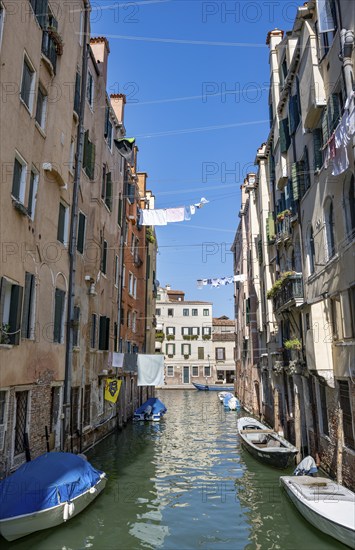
(3, 390, 346, 550)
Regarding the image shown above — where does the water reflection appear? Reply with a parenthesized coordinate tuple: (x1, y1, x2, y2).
(0, 390, 347, 550)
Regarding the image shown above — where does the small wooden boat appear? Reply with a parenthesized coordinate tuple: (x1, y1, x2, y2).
(192, 382, 234, 392)
(0, 452, 107, 541)
(133, 397, 167, 421)
(237, 417, 298, 469)
(280, 475, 355, 548)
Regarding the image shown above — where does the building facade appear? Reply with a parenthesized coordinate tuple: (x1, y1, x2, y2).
(232, 0, 355, 490)
(212, 317, 236, 384)
(0, 2, 156, 477)
(155, 286, 215, 386)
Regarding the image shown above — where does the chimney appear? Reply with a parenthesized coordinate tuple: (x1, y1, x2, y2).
(90, 37, 110, 80)
(110, 94, 126, 125)
(166, 284, 171, 290)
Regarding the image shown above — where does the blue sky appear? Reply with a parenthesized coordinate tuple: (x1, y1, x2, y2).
(92, 0, 299, 317)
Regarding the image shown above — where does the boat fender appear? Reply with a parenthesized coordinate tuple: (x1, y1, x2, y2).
(100, 473, 106, 479)
(89, 486, 97, 494)
(63, 502, 69, 522)
(68, 502, 75, 517)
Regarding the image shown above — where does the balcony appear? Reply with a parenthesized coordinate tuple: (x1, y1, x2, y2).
(41, 31, 57, 74)
(272, 273, 304, 314)
(275, 214, 291, 244)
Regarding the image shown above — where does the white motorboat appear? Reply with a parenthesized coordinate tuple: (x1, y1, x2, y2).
(0, 452, 107, 541)
(280, 475, 355, 548)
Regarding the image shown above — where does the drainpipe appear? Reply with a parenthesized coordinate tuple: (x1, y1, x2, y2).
(62, 1, 90, 451)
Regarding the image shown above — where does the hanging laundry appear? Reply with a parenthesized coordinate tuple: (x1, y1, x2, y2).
(347, 105, 355, 137)
(137, 354, 164, 386)
(139, 209, 167, 226)
(114, 137, 136, 165)
(197, 274, 246, 288)
(329, 133, 336, 159)
(332, 111, 350, 176)
(166, 207, 185, 223)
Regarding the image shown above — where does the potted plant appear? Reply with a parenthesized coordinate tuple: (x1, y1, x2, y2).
(284, 338, 302, 351)
(47, 26, 64, 55)
(266, 271, 295, 299)
(0, 324, 11, 345)
(155, 331, 165, 342)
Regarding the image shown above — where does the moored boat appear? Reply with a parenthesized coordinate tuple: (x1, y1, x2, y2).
(192, 382, 234, 392)
(222, 393, 234, 407)
(0, 452, 107, 542)
(227, 396, 241, 411)
(133, 397, 167, 421)
(218, 391, 232, 402)
(237, 416, 298, 469)
(280, 475, 355, 548)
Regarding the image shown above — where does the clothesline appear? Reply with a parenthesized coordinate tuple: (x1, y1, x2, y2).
(323, 91, 355, 177)
(139, 198, 209, 226)
(197, 274, 247, 288)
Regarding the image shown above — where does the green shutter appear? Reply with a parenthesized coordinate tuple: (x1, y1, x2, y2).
(291, 163, 299, 201)
(117, 197, 123, 226)
(88, 140, 96, 180)
(297, 160, 305, 199)
(74, 72, 81, 114)
(105, 172, 112, 210)
(105, 317, 110, 350)
(8, 284, 23, 345)
(57, 203, 66, 243)
(21, 273, 35, 339)
(279, 118, 290, 153)
(266, 213, 275, 243)
(329, 93, 340, 134)
(257, 239, 263, 265)
(83, 130, 89, 173)
(313, 128, 323, 171)
(99, 316, 106, 350)
(53, 288, 65, 343)
(77, 212, 86, 254)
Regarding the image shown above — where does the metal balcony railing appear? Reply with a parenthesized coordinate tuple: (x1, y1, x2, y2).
(275, 215, 291, 243)
(272, 273, 304, 313)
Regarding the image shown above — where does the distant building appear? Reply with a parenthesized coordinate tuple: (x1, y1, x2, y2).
(155, 286, 214, 386)
(212, 317, 236, 384)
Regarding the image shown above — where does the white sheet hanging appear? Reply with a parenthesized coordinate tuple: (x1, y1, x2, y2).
(137, 354, 165, 386)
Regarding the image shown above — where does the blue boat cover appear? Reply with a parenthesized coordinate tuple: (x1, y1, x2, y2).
(223, 393, 234, 406)
(0, 452, 104, 520)
(134, 397, 167, 415)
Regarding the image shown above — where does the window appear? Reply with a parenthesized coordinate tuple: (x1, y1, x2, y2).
(41, 9, 57, 71)
(216, 347, 226, 360)
(127, 310, 131, 328)
(156, 308, 161, 316)
(0, 390, 8, 450)
(198, 347, 204, 360)
(306, 225, 316, 275)
(202, 327, 211, 336)
(344, 174, 355, 241)
(167, 327, 175, 335)
(203, 309, 209, 316)
(90, 313, 97, 348)
(114, 255, 119, 287)
(99, 315, 110, 350)
(132, 312, 137, 333)
(192, 309, 198, 316)
(53, 288, 65, 343)
(11, 155, 27, 205)
(104, 105, 113, 149)
(101, 240, 108, 274)
(14, 391, 29, 455)
(183, 309, 189, 316)
(316, 0, 337, 59)
(117, 194, 123, 226)
(77, 212, 86, 254)
(182, 327, 200, 336)
(128, 272, 136, 297)
(83, 384, 91, 426)
(21, 55, 36, 112)
(168, 308, 174, 317)
(35, 84, 47, 129)
(87, 70, 94, 108)
(21, 272, 36, 340)
(71, 387, 79, 433)
(338, 381, 355, 450)
(74, 71, 81, 114)
(69, 139, 75, 174)
(122, 265, 126, 287)
(279, 117, 291, 153)
(27, 169, 38, 220)
(324, 198, 335, 260)
(204, 365, 211, 377)
(317, 383, 329, 436)
(0, 277, 23, 345)
(57, 202, 69, 245)
(167, 365, 174, 377)
(192, 365, 199, 377)
(79, 9, 84, 45)
(330, 295, 343, 341)
(166, 343, 175, 357)
(73, 306, 80, 347)
(83, 130, 96, 180)
(101, 167, 112, 211)
(181, 343, 191, 357)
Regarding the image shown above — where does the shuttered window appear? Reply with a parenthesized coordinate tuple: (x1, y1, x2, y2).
(328, 93, 341, 134)
(266, 213, 275, 243)
(77, 212, 86, 254)
(57, 202, 68, 244)
(101, 240, 108, 274)
(289, 95, 300, 135)
(339, 381, 355, 450)
(74, 71, 81, 114)
(99, 315, 110, 350)
(303, 146, 311, 192)
(216, 347, 225, 360)
(313, 128, 323, 171)
(117, 195, 123, 226)
(0, 279, 23, 346)
(166, 343, 175, 356)
(21, 57, 35, 110)
(198, 347, 204, 359)
(105, 172, 112, 211)
(279, 118, 291, 153)
(181, 343, 191, 356)
(21, 272, 35, 340)
(53, 288, 65, 343)
(83, 130, 95, 180)
(245, 298, 250, 325)
(291, 161, 305, 202)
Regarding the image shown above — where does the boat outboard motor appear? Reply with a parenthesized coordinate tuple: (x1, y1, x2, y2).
(294, 455, 318, 476)
(144, 405, 152, 419)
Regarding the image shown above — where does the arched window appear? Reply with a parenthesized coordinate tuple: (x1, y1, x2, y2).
(324, 198, 335, 260)
(306, 225, 315, 275)
(344, 174, 355, 241)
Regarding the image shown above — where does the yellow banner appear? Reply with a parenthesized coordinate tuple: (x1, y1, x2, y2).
(104, 379, 122, 403)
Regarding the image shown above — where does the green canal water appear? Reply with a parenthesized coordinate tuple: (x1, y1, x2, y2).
(2, 390, 347, 550)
